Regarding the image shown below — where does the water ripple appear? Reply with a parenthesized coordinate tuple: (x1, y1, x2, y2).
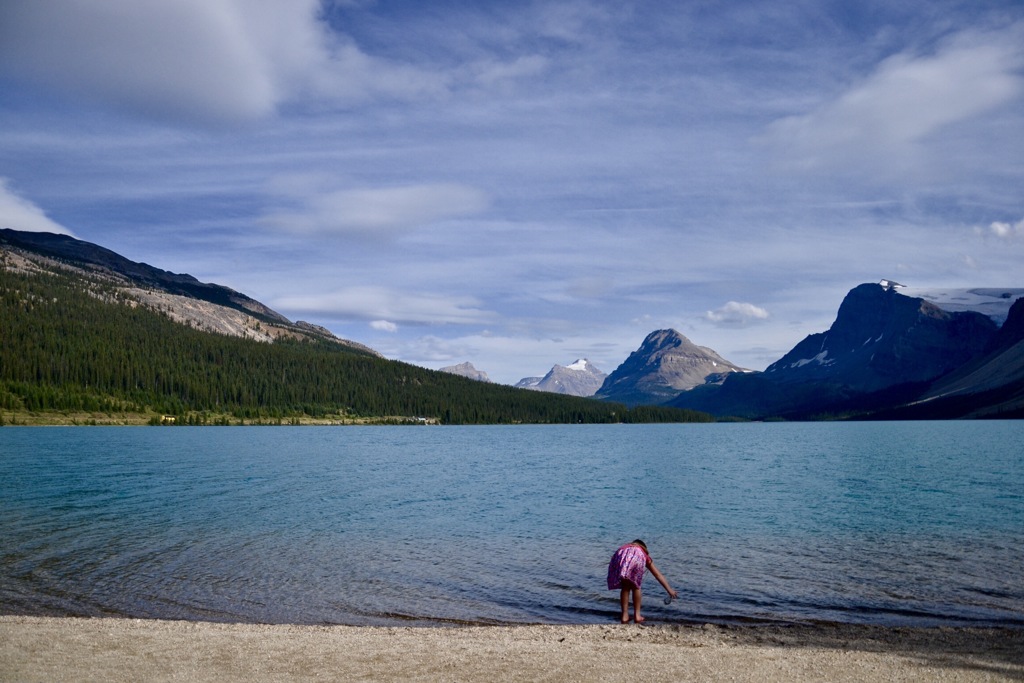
(2, 423, 1023, 627)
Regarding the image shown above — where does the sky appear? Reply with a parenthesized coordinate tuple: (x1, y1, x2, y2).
(1, 1, 1022, 385)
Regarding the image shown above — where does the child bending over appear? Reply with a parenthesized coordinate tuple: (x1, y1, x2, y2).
(606, 539, 677, 623)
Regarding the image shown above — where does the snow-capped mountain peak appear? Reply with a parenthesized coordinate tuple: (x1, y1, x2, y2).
(514, 358, 607, 397)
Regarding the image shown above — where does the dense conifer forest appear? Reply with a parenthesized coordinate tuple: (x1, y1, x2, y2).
(0, 265, 712, 425)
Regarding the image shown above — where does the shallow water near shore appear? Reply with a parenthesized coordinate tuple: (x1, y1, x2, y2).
(1, 422, 1022, 627)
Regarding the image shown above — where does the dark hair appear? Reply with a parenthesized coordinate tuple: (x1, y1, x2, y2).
(632, 539, 648, 553)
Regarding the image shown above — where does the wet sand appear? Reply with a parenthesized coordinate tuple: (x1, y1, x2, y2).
(2, 616, 1022, 682)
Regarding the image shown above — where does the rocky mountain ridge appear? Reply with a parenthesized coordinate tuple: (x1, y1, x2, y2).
(508, 282, 1022, 418)
(514, 359, 607, 397)
(764, 283, 996, 391)
(594, 329, 747, 406)
(439, 362, 492, 382)
(669, 283, 1023, 419)
(439, 281, 1023, 418)
(8, 228, 1020, 419)
(0, 228, 379, 356)
(880, 295, 1024, 418)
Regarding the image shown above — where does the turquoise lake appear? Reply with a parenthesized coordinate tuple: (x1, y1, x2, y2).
(1, 422, 1022, 627)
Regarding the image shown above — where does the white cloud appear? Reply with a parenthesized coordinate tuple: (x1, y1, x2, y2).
(763, 26, 1024, 174)
(261, 182, 488, 235)
(0, 0, 447, 126)
(313, 41, 450, 103)
(0, 179, 74, 236)
(987, 217, 1024, 239)
(2, 3, 1022, 386)
(403, 334, 475, 364)
(704, 301, 770, 327)
(469, 55, 548, 87)
(274, 286, 495, 326)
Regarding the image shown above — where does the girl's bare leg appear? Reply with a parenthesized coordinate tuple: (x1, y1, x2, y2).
(632, 585, 644, 623)
(619, 587, 630, 623)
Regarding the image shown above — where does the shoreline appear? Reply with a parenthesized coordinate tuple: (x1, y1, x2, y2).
(3, 616, 1022, 682)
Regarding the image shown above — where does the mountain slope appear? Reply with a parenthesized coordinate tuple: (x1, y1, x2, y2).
(516, 359, 607, 397)
(1, 230, 711, 424)
(595, 330, 746, 406)
(670, 283, 1006, 419)
(764, 283, 996, 391)
(873, 296, 1024, 418)
(440, 362, 492, 382)
(0, 228, 378, 355)
(514, 376, 543, 390)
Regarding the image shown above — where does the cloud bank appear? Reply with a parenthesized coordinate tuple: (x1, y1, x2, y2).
(1, 2, 1022, 383)
(273, 285, 495, 326)
(0, 0, 446, 126)
(262, 182, 489, 236)
(0, 179, 73, 236)
(764, 25, 1024, 177)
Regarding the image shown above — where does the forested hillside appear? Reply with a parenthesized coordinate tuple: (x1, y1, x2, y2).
(0, 265, 711, 425)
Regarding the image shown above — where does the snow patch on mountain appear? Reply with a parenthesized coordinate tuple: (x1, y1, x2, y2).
(904, 287, 1024, 325)
(791, 350, 831, 368)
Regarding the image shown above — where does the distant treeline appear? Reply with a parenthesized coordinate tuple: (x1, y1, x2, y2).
(0, 266, 712, 424)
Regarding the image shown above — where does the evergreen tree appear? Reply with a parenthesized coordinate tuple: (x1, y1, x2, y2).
(0, 265, 712, 425)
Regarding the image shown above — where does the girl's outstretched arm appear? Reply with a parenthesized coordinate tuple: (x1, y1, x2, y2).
(648, 562, 678, 600)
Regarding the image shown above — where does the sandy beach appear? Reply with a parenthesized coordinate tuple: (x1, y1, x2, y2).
(2, 616, 1022, 682)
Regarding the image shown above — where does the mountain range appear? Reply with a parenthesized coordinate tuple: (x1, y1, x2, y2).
(1, 227, 709, 425)
(4, 227, 1021, 420)
(508, 333, 747, 403)
(668, 283, 1024, 419)
(498, 283, 1023, 419)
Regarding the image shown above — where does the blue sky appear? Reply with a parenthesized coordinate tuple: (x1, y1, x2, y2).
(1, 1, 1022, 384)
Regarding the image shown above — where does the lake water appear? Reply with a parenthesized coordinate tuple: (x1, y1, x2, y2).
(1, 422, 1022, 627)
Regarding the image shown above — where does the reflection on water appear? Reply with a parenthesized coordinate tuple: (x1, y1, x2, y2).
(1, 422, 1022, 626)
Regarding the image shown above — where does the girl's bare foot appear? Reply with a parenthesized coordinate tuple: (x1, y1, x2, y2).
(634, 615, 645, 623)
(620, 614, 630, 623)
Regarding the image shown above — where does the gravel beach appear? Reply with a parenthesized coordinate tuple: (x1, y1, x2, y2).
(2, 616, 1022, 682)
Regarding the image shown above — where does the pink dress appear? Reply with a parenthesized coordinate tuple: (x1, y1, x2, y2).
(607, 543, 650, 590)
